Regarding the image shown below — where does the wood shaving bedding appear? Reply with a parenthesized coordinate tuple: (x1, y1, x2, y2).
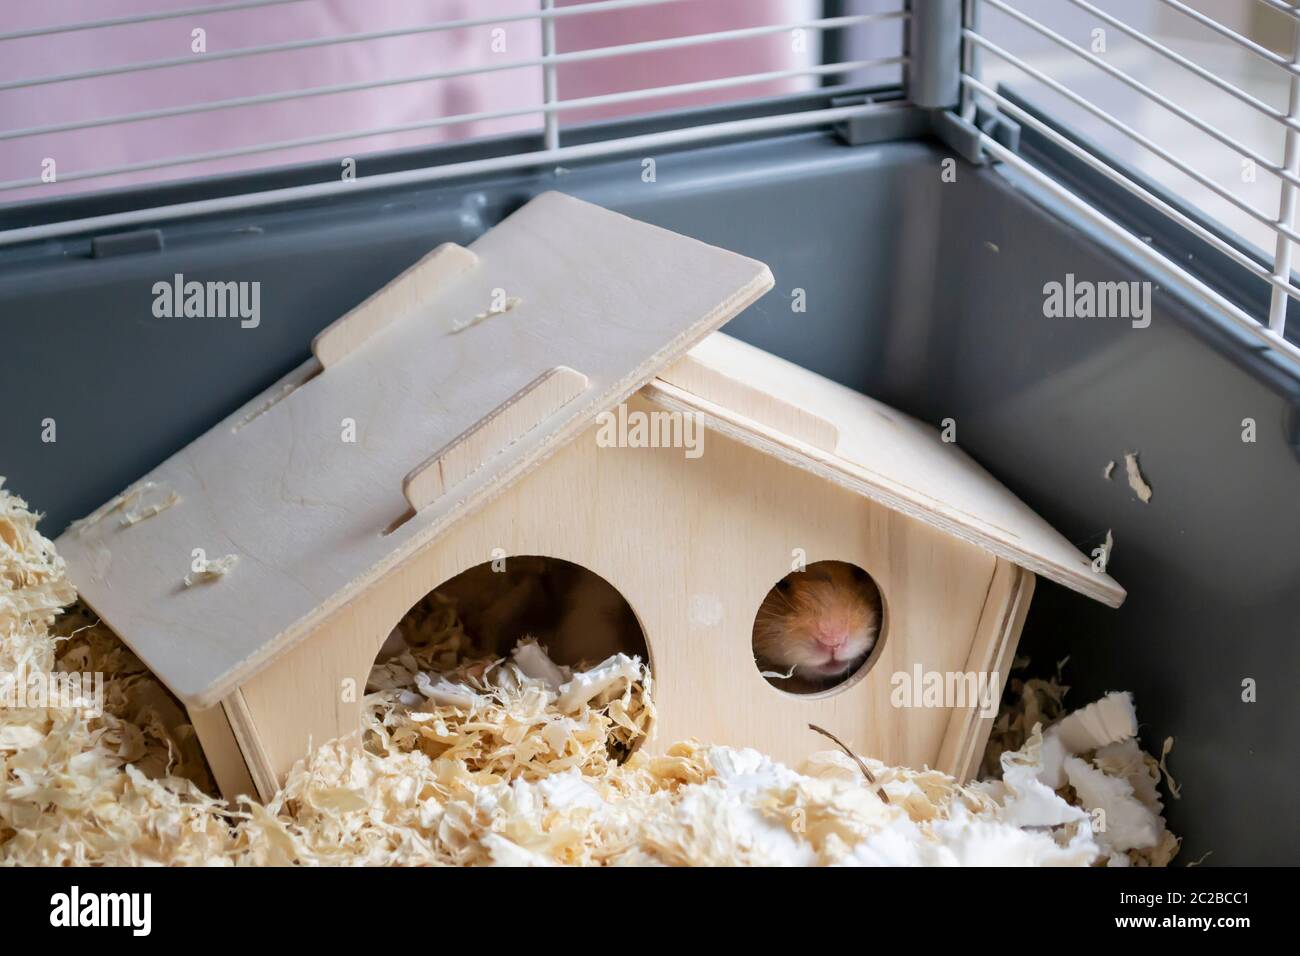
(1124, 452, 1154, 503)
(0, 481, 1178, 866)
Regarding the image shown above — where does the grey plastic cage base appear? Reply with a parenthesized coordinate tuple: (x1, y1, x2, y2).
(2, 124, 1297, 865)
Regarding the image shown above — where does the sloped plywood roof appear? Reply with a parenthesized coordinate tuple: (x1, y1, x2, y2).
(55, 193, 774, 707)
(648, 333, 1124, 608)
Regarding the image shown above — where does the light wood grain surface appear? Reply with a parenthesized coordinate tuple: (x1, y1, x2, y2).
(55, 192, 773, 708)
(234, 393, 1007, 793)
(652, 333, 1125, 607)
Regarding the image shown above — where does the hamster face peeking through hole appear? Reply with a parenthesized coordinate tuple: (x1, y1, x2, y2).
(752, 560, 882, 692)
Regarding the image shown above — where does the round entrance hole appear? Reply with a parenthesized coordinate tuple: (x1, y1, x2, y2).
(751, 560, 885, 696)
(372, 556, 653, 760)
(380, 556, 650, 668)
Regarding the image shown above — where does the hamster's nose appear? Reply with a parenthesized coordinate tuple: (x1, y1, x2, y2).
(815, 623, 848, 648)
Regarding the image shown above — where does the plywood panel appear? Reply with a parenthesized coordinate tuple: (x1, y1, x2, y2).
(243, 395, 1001, 783)
(55, 193, 773, 709)
(653, 333, 1125, 608)
(187, 702, 257, 802)
(936, 560, 1035, 779)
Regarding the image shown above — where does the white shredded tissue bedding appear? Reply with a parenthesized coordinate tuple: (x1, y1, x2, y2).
(0, 480, 1180, 866)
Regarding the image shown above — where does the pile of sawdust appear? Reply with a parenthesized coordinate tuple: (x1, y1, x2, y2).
(0, 480, 1179, 866)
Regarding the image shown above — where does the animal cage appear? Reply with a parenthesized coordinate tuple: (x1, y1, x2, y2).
(1, 0, 1298, 866)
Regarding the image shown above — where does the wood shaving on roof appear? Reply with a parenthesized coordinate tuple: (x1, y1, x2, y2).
(65, 480, 178, 535)
(451, 297, 523, 334)
(0, 481, 1177, 866)
(119, 484, 181, 527)
(183, 554, 238, 588)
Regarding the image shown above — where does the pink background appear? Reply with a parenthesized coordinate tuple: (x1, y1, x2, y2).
(0, 0, 818, 201)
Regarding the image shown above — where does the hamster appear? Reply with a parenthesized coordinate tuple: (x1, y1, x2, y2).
(752, 561, 881, 687)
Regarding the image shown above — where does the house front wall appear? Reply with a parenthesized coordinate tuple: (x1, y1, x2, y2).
(227, 393, 1006, 798)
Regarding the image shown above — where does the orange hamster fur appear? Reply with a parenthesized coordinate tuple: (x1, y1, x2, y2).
(752, 560, 881, 688)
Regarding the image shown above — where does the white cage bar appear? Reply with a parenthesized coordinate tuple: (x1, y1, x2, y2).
(961, 0, 1300, 359)
(0, 2, 907, 206)
(0, 0, 1297, 364)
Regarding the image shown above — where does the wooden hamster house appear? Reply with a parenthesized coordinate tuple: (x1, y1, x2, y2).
(56, 192, 1123, 802)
